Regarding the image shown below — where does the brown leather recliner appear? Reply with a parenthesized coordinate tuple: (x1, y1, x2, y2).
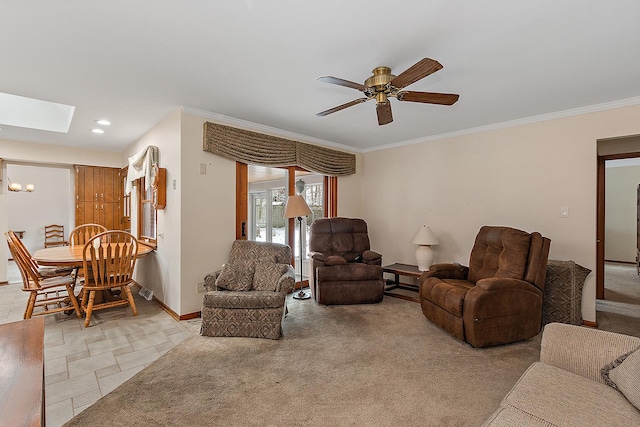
(419, 226, 551, 347)
(308, 217, 384, 305)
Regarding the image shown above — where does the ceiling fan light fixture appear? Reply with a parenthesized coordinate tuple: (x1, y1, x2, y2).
(375, 92, 388, 105)
(317, 57, 458, 125)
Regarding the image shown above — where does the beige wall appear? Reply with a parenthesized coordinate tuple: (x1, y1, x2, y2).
(5, 103, 640, 323)
(179, 113, 237, 314)
(123, 110, 183, 313)
(605, 165, 640, 262)
(360, 104, 640, 323)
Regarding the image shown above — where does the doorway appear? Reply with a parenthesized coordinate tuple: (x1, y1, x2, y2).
(246, 166, 326, 282)
(596, 142, 640, 322)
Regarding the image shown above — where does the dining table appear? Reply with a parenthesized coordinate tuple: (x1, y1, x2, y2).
(33, 242, 155, 267)
(33, 242, 155, 307)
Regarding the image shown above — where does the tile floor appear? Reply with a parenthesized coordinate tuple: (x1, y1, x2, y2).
(0, 261, 200, 427)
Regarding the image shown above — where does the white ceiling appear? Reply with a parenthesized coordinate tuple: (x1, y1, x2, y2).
(1, 1, 639, 154)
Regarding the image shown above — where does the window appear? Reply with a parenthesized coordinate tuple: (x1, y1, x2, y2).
(237, 163, 338, 287)
(139, 177, 157, 245)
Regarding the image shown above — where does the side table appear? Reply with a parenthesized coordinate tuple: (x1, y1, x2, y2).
(383, 263, 423, 302)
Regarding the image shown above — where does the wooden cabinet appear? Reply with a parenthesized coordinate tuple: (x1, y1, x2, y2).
(75, 166, 123, 230)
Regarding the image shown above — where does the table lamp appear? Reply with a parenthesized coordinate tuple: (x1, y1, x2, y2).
(411, 225, 439, 271)
(284, 194, 313, 299)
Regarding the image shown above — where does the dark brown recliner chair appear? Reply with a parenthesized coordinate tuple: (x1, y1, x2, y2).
(419, 226, 551, 347)
(308, 217, 384, 305)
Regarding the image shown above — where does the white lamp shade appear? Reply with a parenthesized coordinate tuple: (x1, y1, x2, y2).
(284, 194, 312, 219)
(411, 225, 439, 246)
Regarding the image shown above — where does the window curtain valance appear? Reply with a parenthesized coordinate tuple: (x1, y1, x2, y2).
(125, 145, 159, 195)
(203, 122, 356, 176)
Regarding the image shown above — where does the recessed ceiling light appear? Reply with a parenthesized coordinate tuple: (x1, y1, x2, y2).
(96, 119, 111, 126)
(91, 128, 105, 134)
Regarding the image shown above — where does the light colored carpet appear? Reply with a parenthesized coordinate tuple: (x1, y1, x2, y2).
(65, 296, 540, 427)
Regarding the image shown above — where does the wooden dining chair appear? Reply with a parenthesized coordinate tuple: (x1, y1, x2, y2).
(8, 230, 75, 279)
(81, 231, 139, 327)
(44, 224, 69, 248)
(69, 224, 107, 246)
(5, 232, 83, 320)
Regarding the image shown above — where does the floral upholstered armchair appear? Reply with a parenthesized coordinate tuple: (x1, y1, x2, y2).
(201, 240, 295, 339)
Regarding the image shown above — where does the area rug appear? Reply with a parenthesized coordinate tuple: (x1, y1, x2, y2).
(65, 297, 540, 427)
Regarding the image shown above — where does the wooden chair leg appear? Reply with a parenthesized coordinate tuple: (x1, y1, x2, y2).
(81, 287, 89, 311)
(123, 285, 138, 316)
(84, 291, 96, 327)
(24, 291, 37, 319)
(66, 285, 83, 318)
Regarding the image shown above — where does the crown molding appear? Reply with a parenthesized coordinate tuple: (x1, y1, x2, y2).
(181, 106, 359, 154)
(184, 96, 640, 156)
(362, 96, 640, 153)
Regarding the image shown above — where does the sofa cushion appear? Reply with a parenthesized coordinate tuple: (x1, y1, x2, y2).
(215, 260, 255, 291)
(316, 264, 382, 281)
(203, 290, 286, 309)
(421, 278, 474, 317)
(497, 362, 640, 426)
(468, 226, 531, 283)
(228, 239, 287, 263)
(602, 347, 640, 410)
(253, 263, 290, 291)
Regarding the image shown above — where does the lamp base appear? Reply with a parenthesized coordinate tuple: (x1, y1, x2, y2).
(415, 245, 436, 271)
(292, 289, 311, 300)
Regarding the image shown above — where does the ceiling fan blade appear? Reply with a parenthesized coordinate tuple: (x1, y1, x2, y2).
(376, 102, 393, 125)
(318, 76, 369, 92)
(397, 91, 459, 105)
(316, 98, 368, 116)
(389, 58, 443, 89)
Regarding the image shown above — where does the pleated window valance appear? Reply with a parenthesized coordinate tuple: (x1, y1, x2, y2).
(203, 122, 356, 176)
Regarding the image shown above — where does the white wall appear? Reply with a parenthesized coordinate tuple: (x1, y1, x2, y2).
(360, 104, 640, 324)
(7, 164, 72, 254)
(0, 139, 123, 283)
(605, 164, 640, 262)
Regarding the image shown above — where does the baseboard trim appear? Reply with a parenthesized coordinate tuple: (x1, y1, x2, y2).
(131, 282, 201, 321)
(0, 281, 8, 285)
(583, 320, 598, 328)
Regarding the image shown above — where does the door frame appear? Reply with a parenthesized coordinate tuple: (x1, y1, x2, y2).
(596, 151, 640, 299)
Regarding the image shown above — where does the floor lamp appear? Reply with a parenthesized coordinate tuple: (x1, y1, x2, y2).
(284, 194, 313, 299)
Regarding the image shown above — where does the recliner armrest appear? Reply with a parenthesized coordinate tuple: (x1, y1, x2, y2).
(420, 263, 469, 282)
(474, 277, 538, 292)
(362, 250, 382, 265)
(275, 266, 296, 294)
(309, 251, 325, 262)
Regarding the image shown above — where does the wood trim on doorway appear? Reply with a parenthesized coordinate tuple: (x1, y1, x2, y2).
(324, 176, 338, 217)
(596, 150, 640, 300)
(236, 162, 248, 240)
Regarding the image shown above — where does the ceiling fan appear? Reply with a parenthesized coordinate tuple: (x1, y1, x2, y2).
(317, 58, 459, 126)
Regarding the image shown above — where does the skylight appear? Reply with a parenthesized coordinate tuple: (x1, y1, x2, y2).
(0, 92, 75, 133)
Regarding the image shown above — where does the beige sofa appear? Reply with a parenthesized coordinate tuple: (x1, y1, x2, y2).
(483, 322, 640, 426)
